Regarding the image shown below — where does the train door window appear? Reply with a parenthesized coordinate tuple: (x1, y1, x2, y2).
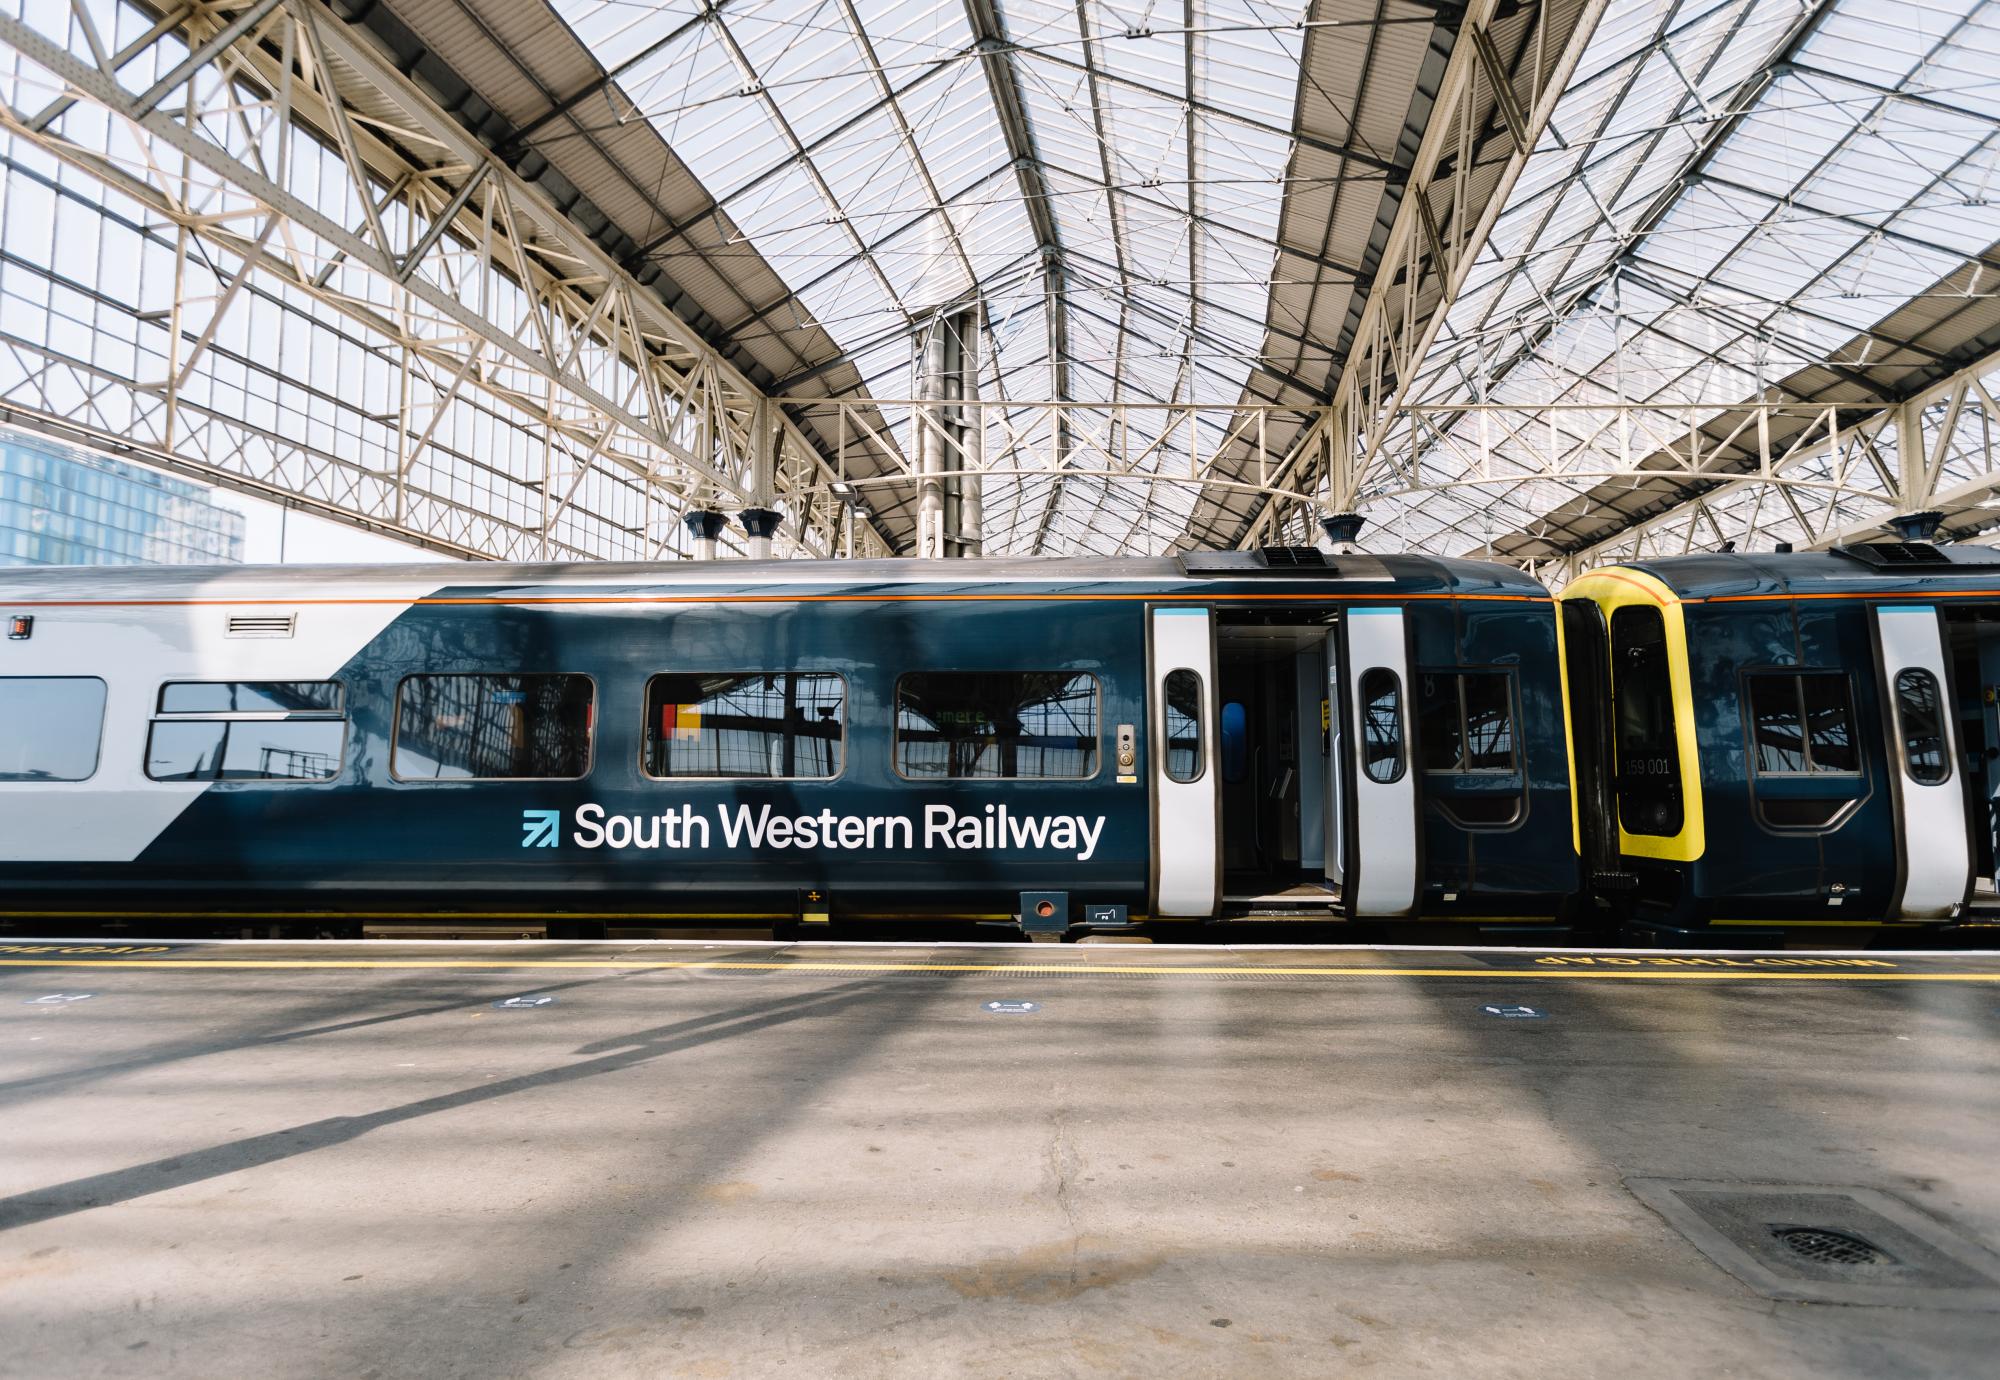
(1163, 668, 1205, 783)
(0, 676, 106, 781)
(895, 672, 1099, 779)
(1610, 605, 1683, 837)
(392, 674, 593, 781)
(1416, 672, 1516, 771)
(643, 673, 844, 779)
(146, 681, 347, 782)
(1894, 669, 1950, 785)
(1746, 673, 1858, 775)
(1358, 668, 1405, 784)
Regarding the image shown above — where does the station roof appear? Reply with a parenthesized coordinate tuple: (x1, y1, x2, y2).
(1373, 0, 2000, 562)
(361, 0, 1592, 555)
(179, 0, 2000, 563)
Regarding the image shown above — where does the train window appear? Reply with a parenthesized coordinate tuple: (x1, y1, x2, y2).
(1416, 671, 1515, 772)
(1609, 606, 1683, 837)
(1746, 673, 1857, 775)
(1894, 669, 1950, 785)
(0, 677, 106, 782)
(1358, 668, 1405, 785)
(642, 673, 843, 779)
(392, 674, 593, 781)
(1163, 668, 1204, 783)
(147, 680, 346, 782)
(895, 672, 1099, 780)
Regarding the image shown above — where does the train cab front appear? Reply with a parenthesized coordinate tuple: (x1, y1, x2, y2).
(1563, 539, 2000, 944)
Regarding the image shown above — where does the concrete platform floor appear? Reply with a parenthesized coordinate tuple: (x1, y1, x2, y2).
(1, 940, 1998, 1378)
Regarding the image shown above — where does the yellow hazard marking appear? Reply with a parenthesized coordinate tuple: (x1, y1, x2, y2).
(0, 944, 178, 955)
(1531, 954, 1897, 968)
(0, 957, 1996, 981)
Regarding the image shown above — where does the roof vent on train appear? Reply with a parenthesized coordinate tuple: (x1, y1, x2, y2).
(1833, 542, 1951, 570)
(1179, 547, 1333, 576)
(1829, 509, 1992, 570)
(224, 613, 296, 638)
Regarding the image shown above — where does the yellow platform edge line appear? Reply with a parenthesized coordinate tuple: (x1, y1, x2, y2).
(1, 958, 1996, 980)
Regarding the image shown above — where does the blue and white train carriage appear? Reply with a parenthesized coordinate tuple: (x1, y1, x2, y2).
(0, 549, 1578, 936)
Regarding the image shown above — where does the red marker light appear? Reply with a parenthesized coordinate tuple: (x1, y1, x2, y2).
(6, 615, 30, 640)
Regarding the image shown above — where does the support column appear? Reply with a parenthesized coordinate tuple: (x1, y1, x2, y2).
(683, 509, 726, 560)
(915, 306, 981, 557)
(917, 318, 948, 558)
(738, 507, 781, 560)
(1895, 396, 1928, 514)
(960, 312, 983, 557)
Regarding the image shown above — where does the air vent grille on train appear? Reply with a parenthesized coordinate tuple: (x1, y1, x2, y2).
(1259, 546, 1328, 568)
(1836, 541, 1949, 567)
(224, 613, 296, 638)
(1180, 548, 1337, 576)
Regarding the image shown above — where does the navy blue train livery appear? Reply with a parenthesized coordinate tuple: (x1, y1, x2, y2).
(11, 533, 2000, 939)
(1562, 538, 2000, 940)
(0, 550, 1575, 936)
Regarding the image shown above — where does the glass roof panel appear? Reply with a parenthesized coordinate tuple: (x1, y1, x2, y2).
(548, 0, 1311, 551)
(1372, 0, 1996, 561)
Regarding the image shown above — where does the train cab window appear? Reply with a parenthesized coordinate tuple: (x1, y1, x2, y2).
(895, 672, 1099, 779)
(1358, 668, 1405, 784)
(1746, 673, 1859, 775)
(1610, 605, 1683, 837)
(392, 674, 593, 781)
(0, 676, 106, 781)
(146, 680, 345, 782)
(1416, 671, 1515, 771)
(643, 673, 843, 779)
(1893, 669, 1950, 785)
(1163, 669, 1205, 783)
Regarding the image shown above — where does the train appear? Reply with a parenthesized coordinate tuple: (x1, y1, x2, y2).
(2, 529, 1996, 941)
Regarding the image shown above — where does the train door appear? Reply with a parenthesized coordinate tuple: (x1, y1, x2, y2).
(1339, 608, 1419, 915)
(1561, 600, 1621, 887)
(1876, 605, 1970, 917)
(1945, 609, 2000, 900)
(1149, 607, 1219, 916)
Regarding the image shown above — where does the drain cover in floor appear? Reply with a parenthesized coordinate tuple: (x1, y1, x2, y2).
(1626, 1179, 2000, 1308)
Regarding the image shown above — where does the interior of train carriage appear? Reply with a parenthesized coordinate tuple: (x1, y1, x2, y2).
(1944, 606, 2000, 910)
(1214, 612, 1339, 906)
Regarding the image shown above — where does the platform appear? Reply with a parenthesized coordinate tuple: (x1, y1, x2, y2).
(3, 939, 1999, 1377)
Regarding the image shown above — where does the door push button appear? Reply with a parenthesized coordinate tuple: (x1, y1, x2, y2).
(1115, 723, 1137, 780)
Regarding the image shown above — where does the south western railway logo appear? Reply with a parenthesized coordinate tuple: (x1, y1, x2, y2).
(522, 804, 1107, 860)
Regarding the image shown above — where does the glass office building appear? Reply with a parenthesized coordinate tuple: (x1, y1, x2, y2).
(0, 432, 244, 567)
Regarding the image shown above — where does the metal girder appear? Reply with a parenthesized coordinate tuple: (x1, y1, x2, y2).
(1544, 347, 2000, 582)
(1237, 0, 1612, 549)
(961, 0, 1076, 554)
(0, 0, 892, 561)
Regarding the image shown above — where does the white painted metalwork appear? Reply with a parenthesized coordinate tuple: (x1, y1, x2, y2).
(0, 0, 1990, 568)
(0, 0, 893, 561)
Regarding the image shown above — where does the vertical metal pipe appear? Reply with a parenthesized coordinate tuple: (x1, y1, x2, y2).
(960, 308, 983, 557)
(917, 317, 947, 557)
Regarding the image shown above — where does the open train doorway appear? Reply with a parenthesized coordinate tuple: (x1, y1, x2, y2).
(1215, 615, 1339, 911)
(1945, 607, 2000, 909)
